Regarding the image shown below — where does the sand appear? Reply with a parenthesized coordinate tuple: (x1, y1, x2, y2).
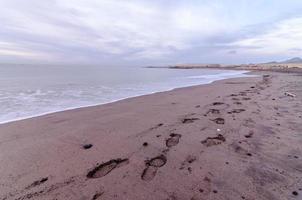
(0, 71, 301, 200)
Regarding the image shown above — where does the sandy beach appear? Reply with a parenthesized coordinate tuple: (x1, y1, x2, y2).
(0, 71, 301, 200)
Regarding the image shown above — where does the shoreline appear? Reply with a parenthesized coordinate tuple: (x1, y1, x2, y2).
(0, 70, 251, 126)
(0, 71, 301, 200)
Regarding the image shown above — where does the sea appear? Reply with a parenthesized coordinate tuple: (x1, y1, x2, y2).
(0, 64, 250, 124)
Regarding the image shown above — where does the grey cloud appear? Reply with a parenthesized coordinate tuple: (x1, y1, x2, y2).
(1, 0, 302, 65)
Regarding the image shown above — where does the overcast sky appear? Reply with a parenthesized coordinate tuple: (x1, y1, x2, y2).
(1, 0, 302, 65)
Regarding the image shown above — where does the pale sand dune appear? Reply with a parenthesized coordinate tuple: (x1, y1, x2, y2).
(0, 72, 302, 199)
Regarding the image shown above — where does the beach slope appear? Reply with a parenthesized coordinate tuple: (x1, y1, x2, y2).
(0, 72, 301, 200)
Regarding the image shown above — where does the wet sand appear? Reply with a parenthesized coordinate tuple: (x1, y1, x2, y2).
(0, 71, 302, 200)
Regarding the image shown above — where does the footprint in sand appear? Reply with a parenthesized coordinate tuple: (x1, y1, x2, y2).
(141, 155, 167, 181)
(212, 102, 224, 106)
(87, 158, 129, 178)
(204, 109, 220, 116)
(26, 177, 48, 189)
(211, 118, 225, 124)
(182, 118, 199, 124)
(179, 155, 197, 172)
(91, 190, 104, 200)
(209, 102, 230, 110)
(166, 133, 182, 147)
(201, 134, 226, 147)
(227, 109, 245, 114)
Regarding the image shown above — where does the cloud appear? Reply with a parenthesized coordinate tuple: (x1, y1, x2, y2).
(230, 17, 302, 57)
(0, 0, 192, 62)
(0, 0, 302, 64)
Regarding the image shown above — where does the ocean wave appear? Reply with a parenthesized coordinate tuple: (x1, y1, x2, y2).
(0, 68, 249, 124)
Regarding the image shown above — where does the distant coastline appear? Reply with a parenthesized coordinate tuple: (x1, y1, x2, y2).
(147, 57, 302, 73)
